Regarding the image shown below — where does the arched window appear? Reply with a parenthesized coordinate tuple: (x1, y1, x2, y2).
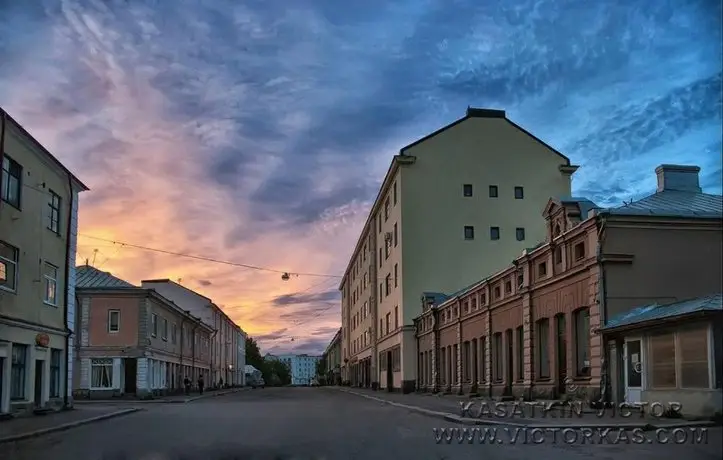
(573, 308, 591, 377)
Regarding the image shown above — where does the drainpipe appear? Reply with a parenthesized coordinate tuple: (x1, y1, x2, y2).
(0, 110, 5, 212)
(179, 316, 186, 387)
(191, 322, 199, 380)
(62, 172, 74, 409)
(594, 214, 609, 404)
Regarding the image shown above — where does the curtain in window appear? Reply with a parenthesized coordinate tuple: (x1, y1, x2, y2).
(91, 359, 113, 388)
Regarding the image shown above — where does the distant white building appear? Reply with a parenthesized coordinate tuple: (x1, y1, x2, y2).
(277, 354, 321, 385)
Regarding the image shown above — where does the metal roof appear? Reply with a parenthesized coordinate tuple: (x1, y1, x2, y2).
(601, 190, 722, 219)
(76, 265, 136, 289)
(601, 293, 722, 331)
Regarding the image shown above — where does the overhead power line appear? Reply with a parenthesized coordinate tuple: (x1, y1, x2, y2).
(77, 234, 342, 279)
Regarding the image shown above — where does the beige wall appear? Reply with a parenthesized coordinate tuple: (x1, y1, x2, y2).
(0, 122, 73, 331)
(603, 220, 723, 319)
(400, 117, 572, 325)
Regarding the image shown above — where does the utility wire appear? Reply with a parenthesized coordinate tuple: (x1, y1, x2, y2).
(78, 234, 342, 279)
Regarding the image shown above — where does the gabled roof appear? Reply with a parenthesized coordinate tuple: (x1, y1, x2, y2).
(600, 190, 722, 219)
(399, 107, 572, 165)
(76, 265, 136, 289)
(1, 108, 89, 191)
(601, 293, 722, 332)
(543, 197, 600, 219)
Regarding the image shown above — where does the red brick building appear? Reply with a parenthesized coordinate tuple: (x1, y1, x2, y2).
(415, 164, 722, 406)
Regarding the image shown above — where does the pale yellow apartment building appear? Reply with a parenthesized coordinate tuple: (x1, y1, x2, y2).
(339, 107, 578, 393)
(0, 108, 88, 416)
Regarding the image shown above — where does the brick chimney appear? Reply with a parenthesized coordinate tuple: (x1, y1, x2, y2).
(655, 164, 702, 193)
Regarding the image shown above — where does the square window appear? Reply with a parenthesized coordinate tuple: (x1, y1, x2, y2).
(108, 310, 120, 332)
(490, 227, 500, 240)
(516, 228, 525, 241)
(43, 262, 58, 305)
(574, 242, 585, 260)
(464, 226, 475, 240)
(0, 240, 19, 292)
(463, 184, 473, 197)
(489, 185, 498, 198)
(514, 186, 524, 199)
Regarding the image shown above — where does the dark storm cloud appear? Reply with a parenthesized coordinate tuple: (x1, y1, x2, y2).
(272, 290, 340, 307)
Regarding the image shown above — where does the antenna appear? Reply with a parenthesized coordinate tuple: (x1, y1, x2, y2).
(91, 249, 98, 266)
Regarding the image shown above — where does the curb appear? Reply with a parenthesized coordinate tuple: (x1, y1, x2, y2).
(184, 388, 248, 403)
(0, 408, 141, 444)
(337, 389, 716, 431)
(74, 388, 249, 405)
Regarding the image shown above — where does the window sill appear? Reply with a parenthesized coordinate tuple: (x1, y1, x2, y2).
(46, 227, 61, 237)
(43, 301, 58, 307)
(1, 199, 21, 211)
(0, 286, 17, 294)
(90, 387, 115, 391)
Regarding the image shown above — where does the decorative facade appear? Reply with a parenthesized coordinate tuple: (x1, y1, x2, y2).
(416, 164, 722, 406)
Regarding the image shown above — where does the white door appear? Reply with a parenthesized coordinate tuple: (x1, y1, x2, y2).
(624, 338, 644, 403)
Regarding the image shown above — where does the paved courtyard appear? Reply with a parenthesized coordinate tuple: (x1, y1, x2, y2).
(0, 387, 720, 460)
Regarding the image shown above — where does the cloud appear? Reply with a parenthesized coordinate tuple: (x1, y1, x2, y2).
(1, 0, 720, 355)
(271, 289, 340, 307)
(254, 328, 289, 342)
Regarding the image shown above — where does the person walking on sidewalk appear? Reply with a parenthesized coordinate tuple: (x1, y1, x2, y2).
(198, 376, 205, 395)
(184, 377, 191, 395)
(218, 377, 224, 389)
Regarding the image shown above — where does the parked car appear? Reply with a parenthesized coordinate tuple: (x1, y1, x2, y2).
(250, 377, 265, 389)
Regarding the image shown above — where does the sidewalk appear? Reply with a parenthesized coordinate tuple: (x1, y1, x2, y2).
(0, 405, 140, 444)
(334, 387, 719, 430)
(74, 387, 247, 405)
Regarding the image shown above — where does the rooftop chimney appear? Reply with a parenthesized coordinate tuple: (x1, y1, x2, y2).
(655, 164, 701, 193)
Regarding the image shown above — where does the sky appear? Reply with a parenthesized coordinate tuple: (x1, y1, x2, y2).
(0, 0, 720, 356)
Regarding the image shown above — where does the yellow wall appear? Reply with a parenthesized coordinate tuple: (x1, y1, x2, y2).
(400, 116, 573, 325)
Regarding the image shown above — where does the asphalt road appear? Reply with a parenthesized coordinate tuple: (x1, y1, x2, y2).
(1, 387, 720, 460)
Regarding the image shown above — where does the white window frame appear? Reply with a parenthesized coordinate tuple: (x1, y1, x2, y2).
(90, 358, 114, 389)
(43, 262, 59, 306)
(0, 240, 19, 293)
(108, 310, 120, 333)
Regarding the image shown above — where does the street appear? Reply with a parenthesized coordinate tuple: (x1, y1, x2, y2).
(1, 388, 720, 460)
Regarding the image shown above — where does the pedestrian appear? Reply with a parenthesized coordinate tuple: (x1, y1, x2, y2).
(198, 376, 204, 395)
(218, 377, 224, 389)
(184, 377, 191, 395)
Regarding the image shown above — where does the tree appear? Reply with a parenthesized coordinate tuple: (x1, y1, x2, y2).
(245, 337, 291, 386)
(245, 337, 265, 371)
(315, 357, 326, 378)
(269, 360, 291, 386)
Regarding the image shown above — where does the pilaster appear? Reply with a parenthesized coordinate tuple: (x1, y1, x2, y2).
(431, 315, 439, 392)
(522, 290, 533, 388)
(483, 308, 492, 394)
(456, 319, 463, 395)
(80, 297, 90, 347)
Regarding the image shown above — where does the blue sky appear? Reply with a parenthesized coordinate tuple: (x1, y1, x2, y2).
(0, 0, 720, 354)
